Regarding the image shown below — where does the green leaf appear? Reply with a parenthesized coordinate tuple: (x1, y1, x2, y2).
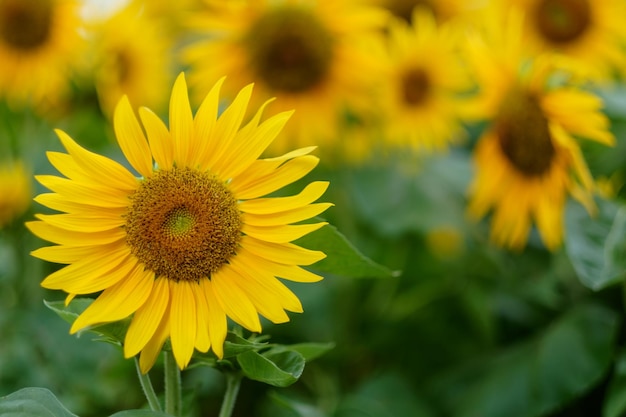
(44, 299, 129, 345)
(237, 350, 305, 387)
(222, 332, 269, 358)
(565, 198, 626, 290)
(267, 342, 335, 362)
(603, 348, 626, 417)
(434, 303, 619, 417)
(0, 387, 78, 417)
(108, 411, 172, 417)
(295, 223, 397, 279)
(266, 391, 328, 417)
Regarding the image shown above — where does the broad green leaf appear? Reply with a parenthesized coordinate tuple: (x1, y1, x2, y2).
(222, 332, 269, 358)
(603, 348, 626, 417)
(237, 350, 305, 387)
(0, 387, 78, 417)
(109, 411, 172, 417)
(434, 303, 619, 417)
(267, 342, 335, 362)
(565, 198, 626, 290)
(44, 299, 129, 345)
(295, 223, 397, 279)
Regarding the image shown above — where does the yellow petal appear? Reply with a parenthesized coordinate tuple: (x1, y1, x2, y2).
(34, 193, 127, 218)
(236, 247, 324, 282)
(138, 305, 170, 374)
(201, 279, 227, 358)
(35, 213, 124, 232)
(231, 155, 319, 200)
(193, 280, 211, 353)
(70, 264, 154, 333)
(169, 280, 197, 369)
(31, 245, 103, 264)
(114, 96, 153, 178)
(211, 266, 262, 332)
(241, 235, 326, 265)
(243, 203, 333, 227)
(55, 130, 138, 191)
(170, 73, 195, 165)
(125, 277, 170, 358)
(242, 222, 327, 244)
(194, 77, 225, 169)
(239, 181, 329, 214)
(139, 107, 174, 169)
(27, 221, 126, 246)
(36, 175, 130, 208)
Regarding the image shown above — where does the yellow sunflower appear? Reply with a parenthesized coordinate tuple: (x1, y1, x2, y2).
(0, 0, 85, 109)
(502, 0, 626, 82)
(183, 0, 388, 158)
(379, 9, 470, 152)
(465, 11, 614, 250)
(27, 73, 331, 373)
(0, 160, 31, 228)
(88, 4, 173, 117)
(371, 0, 483, 23)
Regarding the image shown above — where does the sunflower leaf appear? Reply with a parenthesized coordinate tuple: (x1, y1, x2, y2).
(296, 222, 398, 279)
(44, 299, 129, 346)
(237, 350, 305, 387)
(266, 342, 335, 362)
(0, 387, 78, 417)
(565, 198, 626, 290)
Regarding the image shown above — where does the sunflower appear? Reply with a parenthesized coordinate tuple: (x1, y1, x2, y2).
(88, 4, 173, 117)
(502, 0, 626, 81)
(27, 73, 331, 373)
(183, 0, 388, 158)
(0, 160, 31, 228)
(371, 0, 483, 24)
(465, 11, 614, 250)
(0, 0, 85, 109)
(378, 9, 470, 152)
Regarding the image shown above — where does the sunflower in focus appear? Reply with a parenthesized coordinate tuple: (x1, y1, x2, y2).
(0, 0, 84, 109)
(465, 11, 614, 250)
(89, 4, 173, 117)
(502, 0, 626, 82)
(183, 0, 388, 157)
(28, 73, 331, 373)
(379, 9, 470, 152)
(0, 160, 31, 228)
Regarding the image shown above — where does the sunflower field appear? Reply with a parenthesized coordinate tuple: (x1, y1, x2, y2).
(3, 1, 626, 416)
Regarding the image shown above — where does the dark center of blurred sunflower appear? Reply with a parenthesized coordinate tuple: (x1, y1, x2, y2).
(0, 0, 53, 50)
(112, 49, 132, 84)
(495, 88, 555, 177)
(125, 167, 242, 282)
(401, 67, 431, 106)
(534, 0, 591, 44)
(386, 0, 438, 23)
(244, 6, 334, 93)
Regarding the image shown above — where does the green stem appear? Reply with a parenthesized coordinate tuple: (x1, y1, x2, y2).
(134, 358, 162, 412)
(218, 372, 243, 417)
(164, 350, 182, 417)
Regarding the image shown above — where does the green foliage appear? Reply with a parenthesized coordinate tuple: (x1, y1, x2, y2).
(0, 388, 78, 417)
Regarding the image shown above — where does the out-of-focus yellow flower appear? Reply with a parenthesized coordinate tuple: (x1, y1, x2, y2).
(465, 10, 614, 251)
(370, 0, 486, 24)
(0, 0, 85, 110)
(0, 161, 31, 228)
(378, 9, 470, 153)
(28, 73, 330, 373)
(425, 225, 464, 259)
(495, 0, 626, 82)
(88, 4, 173, 117)
(183, 0, 388, 159)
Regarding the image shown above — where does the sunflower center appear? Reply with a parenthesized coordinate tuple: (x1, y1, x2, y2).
(534, 0, 591, 44)
(112, 49, 132, 84)
(401, 67, 431, 106)
(495, 88, 555, 177)
(0, 0, 53, 50)
(125, 167, 242, 282)
(245, 6, 334, 93)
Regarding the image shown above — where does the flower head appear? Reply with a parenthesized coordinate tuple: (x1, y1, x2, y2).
(28, 73, 331, 372)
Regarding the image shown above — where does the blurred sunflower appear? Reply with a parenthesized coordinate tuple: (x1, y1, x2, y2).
(0, 0, 84, 109)
(89, 4, 173, 117)
(379, 9, 470, 152)
(465, 11, 614, 250)
(371, 0, 481, 23)
(0, 160, 31, 228)
(503, 0, 626, 81)
(183, 0, 388, 157)
(28, 73, 331, 372)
